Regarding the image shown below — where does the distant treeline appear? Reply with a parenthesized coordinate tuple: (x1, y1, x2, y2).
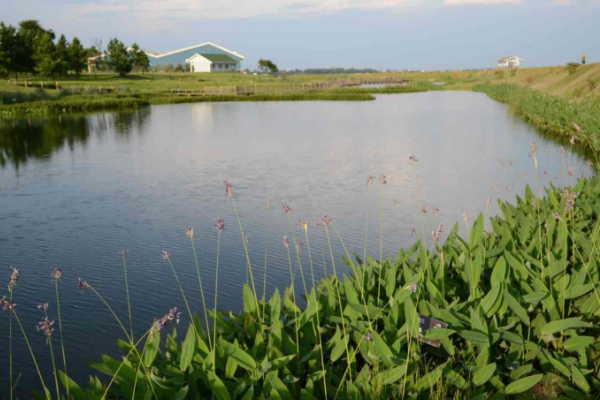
(0, 19, 148, 78)
(294, 68, 378, 74)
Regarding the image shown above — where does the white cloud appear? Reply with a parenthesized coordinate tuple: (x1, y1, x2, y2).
(74, 0, 429, 21)
(547, 0, 572, 5)
(444, 0, 522, 5)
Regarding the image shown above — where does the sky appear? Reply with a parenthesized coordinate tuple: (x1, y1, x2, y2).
(3, 0, 599, 70)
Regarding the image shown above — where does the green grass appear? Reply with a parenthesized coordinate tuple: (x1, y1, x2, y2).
(473, 83, 600, 154)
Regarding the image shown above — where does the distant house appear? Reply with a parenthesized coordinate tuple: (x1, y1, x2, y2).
(87, 42, 244, 73)
(186, 53, 241, 73)
(497, 56, 523, 69)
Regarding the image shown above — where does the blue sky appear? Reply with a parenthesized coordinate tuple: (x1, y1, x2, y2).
(3, 0, 599, 70)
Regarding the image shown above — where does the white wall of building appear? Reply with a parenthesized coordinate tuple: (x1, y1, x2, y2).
(189, 56, 212, 72)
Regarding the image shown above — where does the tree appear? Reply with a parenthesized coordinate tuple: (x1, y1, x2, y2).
(0, 23, 21, 78)
(165, 64, 174, 73)
(106, 38, 133, 77)
(175, 63, 184, 72)
(131, 43, 149, 73)
(68, 37, 86, 76)
(54, 34, 70, 75)
(36, 32, 59, 76)
(258, 59, 278, 74)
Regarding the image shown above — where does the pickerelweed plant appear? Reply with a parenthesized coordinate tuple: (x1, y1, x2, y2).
(3, 172, 600, 400)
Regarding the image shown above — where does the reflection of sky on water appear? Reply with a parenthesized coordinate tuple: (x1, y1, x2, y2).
(0, 92, 593, 394)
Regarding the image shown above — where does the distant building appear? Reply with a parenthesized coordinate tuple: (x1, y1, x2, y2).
(497, 56, 523, 69)
(87, 42, 244, 73)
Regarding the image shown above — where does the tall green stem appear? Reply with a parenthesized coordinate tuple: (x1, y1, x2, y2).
(213, 232, 221, 371)
(190, 235, 212, 351)
(121, 252, 134, 341)
(55, 281, 69, 400)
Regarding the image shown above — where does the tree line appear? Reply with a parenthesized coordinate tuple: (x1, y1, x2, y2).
(0, 20, 150, 78)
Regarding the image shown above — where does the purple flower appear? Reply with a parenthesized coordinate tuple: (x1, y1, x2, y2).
(379, 174, 387, 185)
(297, 220, 309, 234)
(367, 176, 374, 186)
(431, 224, 443, 242)
(120, 249, 128, 257)
(283, 236, 290, 247)
(572, 122, 581, 133)
(543, 170, 548, 175)
(408, 282, 419, 293)
(78, 278, 91, 290)
(37, 302, 49, 313)
(214, 218, 225, 233)
(282, 203, 292, 214)
(529, 142, 537, 157)
(50, 267, 63, 282)
(420, 206, 427, 214)
(186, 227, 194, 239)
(223, 180, 233, 197)
(161, 249, 170, 261)
(8, 266, 19, 293)
(1, 296, 16, 311)
(409, 155, 418, 163)
(37, 316, 55, 344)
(432, 207, 439, 216)
(321, 215, 332, 226)
(485, 197, 490, 206)
(568, 167, 574, 177)
(553, 212, 561, 220)
(153, 307, 181, 332)
(498, 159, 505, 167)
(411, 227, 417, 235)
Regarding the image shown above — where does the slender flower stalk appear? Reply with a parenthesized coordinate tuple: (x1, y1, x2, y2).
(212, 219, 223, 371)
(262, 199, 271, 320)
(225, 181, 262, 321)
(321, 217, 353, 382)
(37, 303, 60, 400)
(51, 266, 69, 400)
(120, 251, 134, 341)
(187, 227, 212, 351)
(377, 174, 386, 303)
(284, 236, 301, 371)
(2, 301, 49, 397)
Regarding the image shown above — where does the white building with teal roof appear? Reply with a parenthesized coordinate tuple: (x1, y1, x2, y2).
(88, 42, 244, 73)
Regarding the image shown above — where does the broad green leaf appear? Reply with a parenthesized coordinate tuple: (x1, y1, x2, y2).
(541, 318, 582, 335)
(172, 385, 189, 400)
(473, 363, 496, 386)
(571, 365, 590, 393)
(219, 338, 257, 371)
(142, 331, 160, 366)
(444, 367, 468, 389)
(523, 292, 547, 303)
(268, 371, 292, 400)
(564, 336, 595, 352)
(459, 330, 489, 344)
(504, 290, 530, 326)
(379, 364, 407, 385)
(58, 370, 86, 400)
(208, 370, 232, 400)
(180, 324, 196, 371)
(371, 330, 394, 366)
(415, 365, 443, 391)
(243, 284, 257, 314)
(423, 328, 456, 340)
(404, 297, 420, 339)
(562, 284, 594, 300)
(505, 374, 543, 395)
(480, 284, 501, 316)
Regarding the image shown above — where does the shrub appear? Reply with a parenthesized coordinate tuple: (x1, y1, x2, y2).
(587, 78, 597, 91)
(494, 70, 505, 78)
(526, 76, 534, 85)
(510, 68, 518, 77)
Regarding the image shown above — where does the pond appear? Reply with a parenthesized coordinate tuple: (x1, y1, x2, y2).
(0, 91, 593, 394)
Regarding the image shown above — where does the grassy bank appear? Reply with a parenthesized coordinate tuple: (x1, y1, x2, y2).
(4, 170, 600, 399)
(0, 91, 377, 118)
(474, 83, 600, 155)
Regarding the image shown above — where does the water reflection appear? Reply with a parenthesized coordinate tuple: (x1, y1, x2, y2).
(0, 108, 150, 170)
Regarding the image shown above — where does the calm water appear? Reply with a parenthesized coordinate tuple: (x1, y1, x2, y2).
(0, 92, 593, 394)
